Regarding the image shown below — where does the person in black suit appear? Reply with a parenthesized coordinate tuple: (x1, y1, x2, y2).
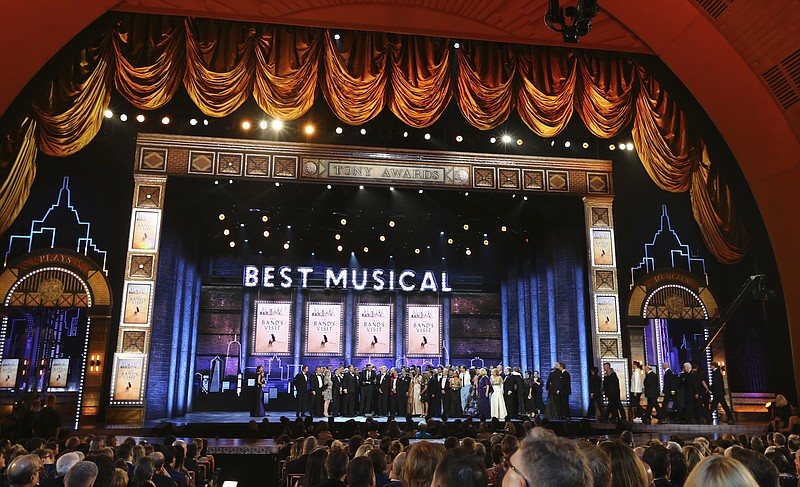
(429, 367, 444, 417)
(514, 367, 526, 416)
(642, 445, 676, 487)
(600, 362, 624, 421)
(587, 366, 604, 418)
(643, 364, 662, 422)
(502, 367, 517, 418)
(343, 366, 358, 416)
(661, 362, 678, 419)
(360, 364, 376, 415)
(559, 362, 572, 419)
(331, 367, 344, 416)
(395, 367, 410, 416)
(376, 365, 390, 416)
(546, 364, 563, 419)
(709, 362, 734, 424)
(293, 365, 310, 417)
(679, 362, 700, 422)
(310, 366, 324, 417)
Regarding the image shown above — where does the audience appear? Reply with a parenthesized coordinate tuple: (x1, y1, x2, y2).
(431, 448, 487, 487)
(347, 456, 376, 487)
(684, 456, 759, 487)
(64, 461, 99, 487)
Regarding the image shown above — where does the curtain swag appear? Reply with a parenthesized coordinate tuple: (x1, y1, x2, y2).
(3, 14, 747, 263)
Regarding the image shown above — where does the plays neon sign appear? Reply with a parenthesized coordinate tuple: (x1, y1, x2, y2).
(243, 266, 452, 292)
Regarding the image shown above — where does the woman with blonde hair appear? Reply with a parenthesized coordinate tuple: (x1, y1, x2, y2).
(684, 455, 758, 487)
(598, 440, 649, 487)
(355, 443, 374, 458)
(683, 444, 705, 474)
(400, 441, 445, 487)
(770, 394, 791, 431)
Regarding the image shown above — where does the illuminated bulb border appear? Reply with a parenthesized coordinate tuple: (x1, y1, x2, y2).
(5, 267, 93, 306)
(641, 284, 708, 319)
(75, 316, 91, 429)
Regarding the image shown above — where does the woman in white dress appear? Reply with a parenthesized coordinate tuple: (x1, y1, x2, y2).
(409, 369, 424, 416)
(490, 367, 508, 419)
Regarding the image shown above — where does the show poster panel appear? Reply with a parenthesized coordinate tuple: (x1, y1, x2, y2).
(596, 295, 619, 333)
(0, 359, 19, 388)
(356, 304, 393, 356)
(306, 303, 343, 355)
(131, 210, 160, 251)
(253, 301, 292, 355)
(123, 283, 151, 325)
(49, 358, 69, 388)
(112, 355, 145, 402)
(406, 305, 441, 356)
(591, 229, 614, 266)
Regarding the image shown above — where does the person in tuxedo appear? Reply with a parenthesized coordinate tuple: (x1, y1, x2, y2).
(679, 362, 699, 422)
(503, 367, 518, 418)
(293, 365, 310, 418)
(343, 366, 358, 416)
(395, 367, 411, 417)
(310, 366, 324, 417)
(376, 365, 390, 416)
(661, 362, 678, 420)
(709, 362, 734, 424)
(600, 362, 624, 421)
(439, 367, 452, 418)
(643, 364, 662, 422)
(559, 362, 572, 419)
(428, 367, 443, 417)
(331, 367, 344, 417)
(545, 363, 563, 419)
(587, 366, 604, 418)
(360, 364, 376, 415)
(387, 368, 400, 417)
(513, 367, 526, 416)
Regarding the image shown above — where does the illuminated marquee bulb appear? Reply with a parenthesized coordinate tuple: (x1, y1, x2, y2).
(414, 248, 420, 254)
(335, 234, 341, 240)
(341, 218, 347, 226)
(262, 215, 269, 222)
(223, 229, 230, 236)
(262, 230, 270, 238)
(379, 235, 386, 242)
(389, 220, 395, 228)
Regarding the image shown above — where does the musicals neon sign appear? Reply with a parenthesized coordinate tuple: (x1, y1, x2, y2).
(243, 265, 452, 292)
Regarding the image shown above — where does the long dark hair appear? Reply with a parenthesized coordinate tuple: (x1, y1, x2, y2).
(305, 448, 329, 487)
(129, 457, 155, 487)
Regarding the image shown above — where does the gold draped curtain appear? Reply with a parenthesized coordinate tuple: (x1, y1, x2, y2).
(2, 14, 747, 263)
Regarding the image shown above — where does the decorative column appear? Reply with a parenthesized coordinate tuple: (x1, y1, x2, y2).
(583, 196, 629, 402)
(106, 174, 167, 423)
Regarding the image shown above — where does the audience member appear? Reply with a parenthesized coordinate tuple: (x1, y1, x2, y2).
(7, 454, 43, 487)
(504, 435, 592, 486)
(599, 440, 648, 487)
(316, 449, 349, 487)
(728, 447, 781, 487)
(64, 461, 99, 487)
(684, 456, 758, 487)
(431, 448, 487, 487)
(575, 441, 612, 487)
(347, 456, 376, 487)
(400, 441, 445, 487)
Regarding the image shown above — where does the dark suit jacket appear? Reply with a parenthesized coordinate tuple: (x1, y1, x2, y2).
(165, 466, 188, 487)
(294, 372, 309, 396)
(286, 454, 309, 475)
(152, 473, 178, 487)
(546, 369, 563, 395)
(603, 371, 620, 399)
(378, 373, 391, 394)
(343, 372, 358, 395)
(663, 369, 678, 395)
(711, 368, 726, 396)
(561, 371, 572, 396)
(360, 369, 376, 387)
(644, 371, 660, 399)
(396, 375, 411, 398)
(332, 374, 343, 395)
(589, 373, 602, 398)
(310, 373, 323, 395)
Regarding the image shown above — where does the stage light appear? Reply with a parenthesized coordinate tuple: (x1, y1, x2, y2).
(263, 230, 270, 237)
(454, 42, 460, 49)
(403, 131, 408, 138)
(229, 241, 236, 248)
(259, 120, 268, 129)
(351, 251, 355, 256)
(564, 141, 571, 147)
(363, 246, 369, 253)
(229, 179, 234, 184)
(359, 185, 365, 190)
(136, 114, 145, 123)
(524, 196, 528, 201)
(414, 248, 420, 254)
(335, 126, 343, 134)
(262, 215, 269, 222)
(275, 182, 281, 187)
(512, 194, 516, 198)
(214, 180, 219, 185)
(490, 137, 497, 144)
(465, 248, 472, 256)
(502, 135, 512, 143)
(501, 225, 507, 232)
(244, 239, 249, 243)
(223, 229, 230, 236)
(463, 224, 469, 230)
(389, 186, 395, 191)
(335, 234, 341, 240)
(304, 124, 314, 134)
(609, 144, 616, 150)
(517, 138, 524, 146)
(327, 184, 332, 189)
(203, 119, 209, 126)
(337, 245, 343, 252)
(418, 189, 423, 194)
(440, 231, 445, 236)
(218, 213, 226, 221)
(161, 116, 171, 125)
(426, 245, 431, 249)
(286, 225, 291, 229)
(582, 141, 589, 148)
(360, 128, 367, 135)
(456, 135, 463, 142)
(447, 238, 453, 244)
(241, 120, 251, 130)
(380, 235, 386, 241)
(334, 33, 341, 40)
(627, 142, 635, 150)
(272, 120, 283, 130)
(190, 118, 198, 126)
(239, 223, 245, 227)
(464, 192, 469, 196)
(424, 133, 431, 140)
(389, 220, 395, 227)
(619, 142, 627, 150)
(484, 239, 489, 246)
(284, 242, 290, 250)
(341, 218, 347, 225)
(103, 109, 113, 119)
(120, 114, 128, 122)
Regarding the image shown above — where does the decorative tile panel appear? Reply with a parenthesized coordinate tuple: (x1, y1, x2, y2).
(473, 167, 495, 188)
(498, 169, 520, 189)
(128, 255, 155, 280)
(588, 173, 610, 194)
(245, 154, 271, 177)
(139, 148, 167, 172)
(217, 153, 243, 175)
(136, 186, 162, 209)
(523, 170, 545, 190)
(595, 270, 616, 292)
(599, 337, 620, 358)
(189, 151, 215, 174)
(547, 170, 569, 192)
(121, 330, 147, 354)
(273, 156, 298, 178)
(591, 207, 610, 226)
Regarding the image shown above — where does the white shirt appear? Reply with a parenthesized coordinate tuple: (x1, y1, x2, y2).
(631, 368, 644, 394)
(460, 372, 470, 388)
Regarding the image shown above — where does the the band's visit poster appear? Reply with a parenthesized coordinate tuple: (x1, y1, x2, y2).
(591, 229, 614, 266)
(306, 303, 343, 355)
(596, 295, 619, 333)
(0, 359, 19, 388)
(130, 210, 160, 251)
(49, 358, 70, 388)
(406, 304, 441, 356)
(356, 304, 393, 356)
(112, 354, 145, 402)
(253, 301, 292, 355)
(122, 282, 151, 325)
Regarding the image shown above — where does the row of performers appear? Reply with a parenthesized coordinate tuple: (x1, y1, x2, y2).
(278, 363, 559, 419)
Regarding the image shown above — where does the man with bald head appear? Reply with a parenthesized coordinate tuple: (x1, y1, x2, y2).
(64, 461, 98, 487)
(149, 452, 178, 487)
(7, 454, 43, 487)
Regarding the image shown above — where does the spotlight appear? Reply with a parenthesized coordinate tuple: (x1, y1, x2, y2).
(103, 109, 113, 119)
(380, 235, 386, 242)
(483, 239, 489, 246)
(619, 143, 627, 150)
(223, 229, 230, 236)
(244, 239, 249, 243)
(501, 225, 507, 232)
(304, 124, 314, 135)
(214, 180, 219, 185)
(120, 114, 128, 122)
(463, 224, 469, 230)
(418, 189, 423, 194)
(161, 116, 170, 125)
(609, 144, 616, 150)
(229, 241, 236, 248)
(262, 215, 269, 222)
(523, 196, 528, 201)
(490, 137, 497, 144)
(464, 192, 469, 196)
(335, 234, 341, 240)
(239, 223, 245, 227)
(564, 141, 571, 147)
(582, 142, 589, 149)
(440, 231, 445, 236)
(389, 186, 395, 191)
(359, 185, 365, 190)
(286, 225, 291, 229)
(259, 120, 268, 129)
(334, 33, 341, 40)
(502, 135, 512, 143)
(351, 251, 355, 256)
(229, 179, 234, 184)
(337, 245, 343, 252)
(403, 131, 408, 138)
(190, 118, 198, 126)
(275, 182, 280, 187)
(414, 248, 420, 254)
(389, 220, 395, 228)
(360, 128, 367, 135)
(203, 119, 209, 126)
(550, 140, 555, 146)
(465, 248, 472, 256)
(263, 230, 270, 237)
(271, 120, 283, 130)
(283, 242, 290, 250)
(455, 135, 463, 142)
(627, 142, 635, 151)
(447, 238, 454, 244)
(241, 120, 251, 130)
(516, 138, 524, 146)
(363, 247, 369, 253)
(335, 127, 343, 134)
(341, 218, 347, 225)
(218, 213, 226, 221)
(454, 42, 461, 49)
(424, 133, 431, 140)
(136, 114, 145, 123)
(327, 184, 332, 189)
